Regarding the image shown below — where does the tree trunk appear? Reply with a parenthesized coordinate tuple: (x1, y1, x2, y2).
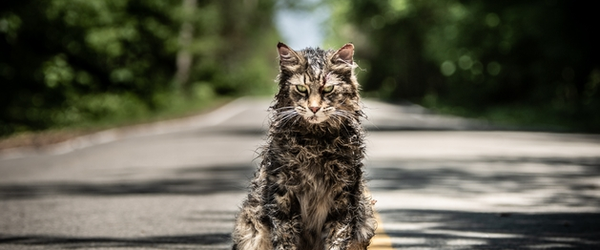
(174, 0, 197, 94)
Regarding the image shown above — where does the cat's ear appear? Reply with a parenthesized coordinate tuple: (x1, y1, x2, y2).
(277, 42, 302, 72)
(331, 43, 354, 65)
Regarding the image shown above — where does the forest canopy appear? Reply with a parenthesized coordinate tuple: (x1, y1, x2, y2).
(0, 0, 279, 136)
(1, 0, 598, 137)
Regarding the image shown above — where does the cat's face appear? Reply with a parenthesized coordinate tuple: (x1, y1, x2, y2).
(275, 43, 360, 126)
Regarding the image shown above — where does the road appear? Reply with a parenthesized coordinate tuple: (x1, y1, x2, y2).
(1, 98, 599, 249)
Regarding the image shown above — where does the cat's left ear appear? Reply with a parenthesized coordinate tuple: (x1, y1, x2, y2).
(277, 42, 303, 72)
(331, 43, 354, 65)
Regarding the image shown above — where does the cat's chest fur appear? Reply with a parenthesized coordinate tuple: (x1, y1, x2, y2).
(268, 129, 359, 231)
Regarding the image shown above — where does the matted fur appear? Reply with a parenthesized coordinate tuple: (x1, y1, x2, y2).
(232, 43, 377, 250)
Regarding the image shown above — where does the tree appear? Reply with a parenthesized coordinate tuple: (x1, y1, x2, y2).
(0, 0, 280, 136)
(327, 0, 599, 131)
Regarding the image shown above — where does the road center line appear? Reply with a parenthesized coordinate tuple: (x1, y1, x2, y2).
(369, 210, 394, 250)
(366, 187, 394, 250)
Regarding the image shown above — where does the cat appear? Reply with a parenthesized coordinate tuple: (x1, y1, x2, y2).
(231, 42, 377, 250)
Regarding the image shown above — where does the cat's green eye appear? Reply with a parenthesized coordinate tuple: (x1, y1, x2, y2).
(296, 85, 308, 93)
(322, 85, 334, 93)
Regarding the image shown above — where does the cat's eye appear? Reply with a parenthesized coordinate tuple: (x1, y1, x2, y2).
(296, 85, 308, 93)
(322, 85, 334, 93)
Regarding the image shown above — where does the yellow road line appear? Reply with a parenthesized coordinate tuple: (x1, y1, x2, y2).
(369, 210, 394, 250)
(366, 187, 393, 250)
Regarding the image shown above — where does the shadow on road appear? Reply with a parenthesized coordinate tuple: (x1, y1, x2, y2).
(367, 155, 600, 249)
(0, 233, 231, 249)
(367, 156, 600, 209)
(0, 164, 255, 199)
(379, 209, 600, 249)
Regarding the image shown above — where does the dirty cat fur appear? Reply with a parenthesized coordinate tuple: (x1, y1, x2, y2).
(232, 43, 377, 250)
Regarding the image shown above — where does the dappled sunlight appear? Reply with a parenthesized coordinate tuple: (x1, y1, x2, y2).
(368, 156, 600, 212)
(364, 130, 600, 248)
(375, 210, 600, 249)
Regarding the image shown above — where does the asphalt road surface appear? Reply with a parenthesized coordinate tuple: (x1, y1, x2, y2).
(1, 98, 599, 250)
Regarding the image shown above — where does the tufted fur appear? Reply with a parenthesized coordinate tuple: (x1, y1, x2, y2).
(232, 43, 377, 250)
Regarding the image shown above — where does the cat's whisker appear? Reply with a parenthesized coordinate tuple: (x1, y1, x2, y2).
(275, 109, 296, 117)
(332, 115, 351, 136)
(332, 110, 354, 122)
(275, 110, 301, 128)
(276, 111, 293, 120)
(279, 115, 297, 128)
(291, 115, 301, 127)
(274, 106, 296, 111)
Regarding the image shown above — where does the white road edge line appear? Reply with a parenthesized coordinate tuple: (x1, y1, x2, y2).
(0, 98, 253, 160)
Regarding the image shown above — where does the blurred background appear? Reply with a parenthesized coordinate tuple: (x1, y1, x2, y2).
(1, 0, 598, 139)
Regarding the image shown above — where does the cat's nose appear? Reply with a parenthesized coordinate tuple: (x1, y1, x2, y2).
(309, 107, 321, 113)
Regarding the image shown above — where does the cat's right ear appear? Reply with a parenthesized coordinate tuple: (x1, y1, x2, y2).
(277, 42, 302, 72)
(331, 43, 354, 65)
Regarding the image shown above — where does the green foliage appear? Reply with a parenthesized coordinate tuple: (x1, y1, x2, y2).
(327, 0, 600, 132)
(0, 0, 280, 136)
